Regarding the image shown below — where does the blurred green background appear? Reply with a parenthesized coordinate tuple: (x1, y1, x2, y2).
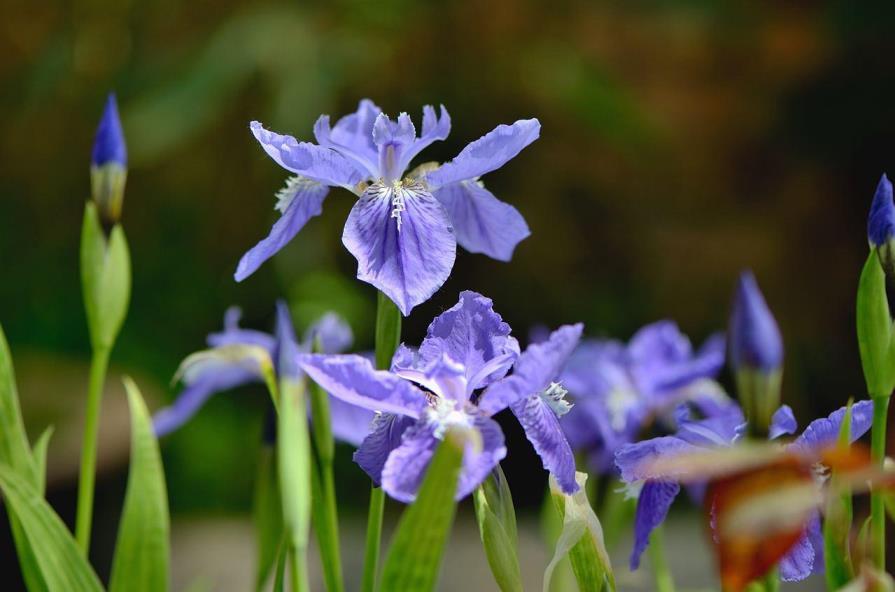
(2, 0, 895, 588)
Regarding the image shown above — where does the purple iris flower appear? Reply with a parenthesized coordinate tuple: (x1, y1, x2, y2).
(615, 400, 874, 580)
(299, 291, 583, 502)
(153, 303, 373, 444)
(559, 321, 729, 472)
(241, 100, 539, 315)
(868, 174, 895, 248)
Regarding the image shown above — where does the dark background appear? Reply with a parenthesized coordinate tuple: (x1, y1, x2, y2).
(2, 0, 894, 586)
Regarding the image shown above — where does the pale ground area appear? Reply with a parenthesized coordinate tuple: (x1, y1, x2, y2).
(169, 512, 824, 591)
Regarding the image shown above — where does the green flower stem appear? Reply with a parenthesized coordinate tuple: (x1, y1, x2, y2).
(362, 486, 386, 592)
(74, 345, 111, 553)
(309, 379, 344, 592)
(871, 396, 890, 570)
(290, 544, 309, 592)
(648, 524, 675, 592)
(361, 291, 401, 592)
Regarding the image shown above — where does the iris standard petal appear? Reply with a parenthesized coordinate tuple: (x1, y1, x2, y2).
(153, 366, 257, 436)
(510, 394, 578, 493)
(342, 182, 456, 316)
(630, 480, 681, 570)
(426, 119, 541, 189)
(207, 307, 277, 351)
(479, 324, 583, 416)
(792, 399, 874, 452)
(304, 312, 354, 355)
(395, 105, 451, 176)
(353, 413, 416, 483)
(433, 180, 530, 262)
(234, 177, 330, 281)
(300, 354, 429, 418)
(415, 290, 517, 390)
(92, 93, 127, 167)
(250, 121, 366, 190)
(314, 99, 382, 177)
(769, 405, 798, 439)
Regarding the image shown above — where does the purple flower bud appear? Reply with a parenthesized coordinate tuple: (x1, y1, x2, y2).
(90, 93, 128, 226)
(729, 271, 783, 373)
(868, 174, 894, 248)
(91, 93, 127, 167)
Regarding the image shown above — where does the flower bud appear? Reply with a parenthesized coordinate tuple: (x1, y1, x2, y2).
(90, 93, 127, 227)
(729, 271, 783, 437)
(868, 174, 895, 278)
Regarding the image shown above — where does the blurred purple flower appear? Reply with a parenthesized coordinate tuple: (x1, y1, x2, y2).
(559, 321, 729, 472)
(615, 400, 874, 579)
(241, 100, 539, 315)
(153, 303, 372, 444)
(300, 291, 583, 502)
(730, 271, 783, 373)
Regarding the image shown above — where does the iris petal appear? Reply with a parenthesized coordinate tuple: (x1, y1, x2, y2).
(630, 481, 680, 570)
(433, 181, 530, 262)
(300, 354, 429, 418)
(234, 177, 329, 282)
(353, 413, 416, 484)
(342, 183, 456, 315)
(426, 119, 540, 189)
(510, 394, 578, 493)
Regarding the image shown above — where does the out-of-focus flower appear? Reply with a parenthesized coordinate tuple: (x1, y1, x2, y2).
(730, 271, 783, 373)
(730, 271, 784, 436)
(559, 321, 729, 472)
(153, 303, 371, 442)
(90, 93, 128, 226)
(241, 100, 539, 315)
(300, 291, 583, 501)
(615, 400, 874, 579)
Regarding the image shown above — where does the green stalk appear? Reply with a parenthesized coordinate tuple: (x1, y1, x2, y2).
(362, 486, 386, 592)
(309, 378, 344, 592)
(648, 524, 675, 592)
(361, 291, 401, 592)
(290, 545, 309, 592)
(871, 396, 890, 570)
(74, 345, 111, 553)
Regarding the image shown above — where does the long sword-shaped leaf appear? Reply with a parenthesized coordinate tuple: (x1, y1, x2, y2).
(13, 427, 56, 592)
(380, 428, 466, 592)
(545, 472, 615, 592)
(109, 377, 170, 592)
(0, 464, 103, 592)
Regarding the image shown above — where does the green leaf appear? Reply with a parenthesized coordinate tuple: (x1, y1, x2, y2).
(277, 380, 311, 551)
(545, 472, 615, 592)
(857, 251, 895, 398)
(253, 445, 282, 592)
(824, 401, 855, 589)
(0, 324, 36, 482)
(81, 202, 131, 350)
(474, 465, 522, 592)
(31, 428, 53, 496)
(109, 377, 170, 592)
(0, 464, 104, 592)
(374, 291, 401, 370)
(380, 429, 466, 592)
